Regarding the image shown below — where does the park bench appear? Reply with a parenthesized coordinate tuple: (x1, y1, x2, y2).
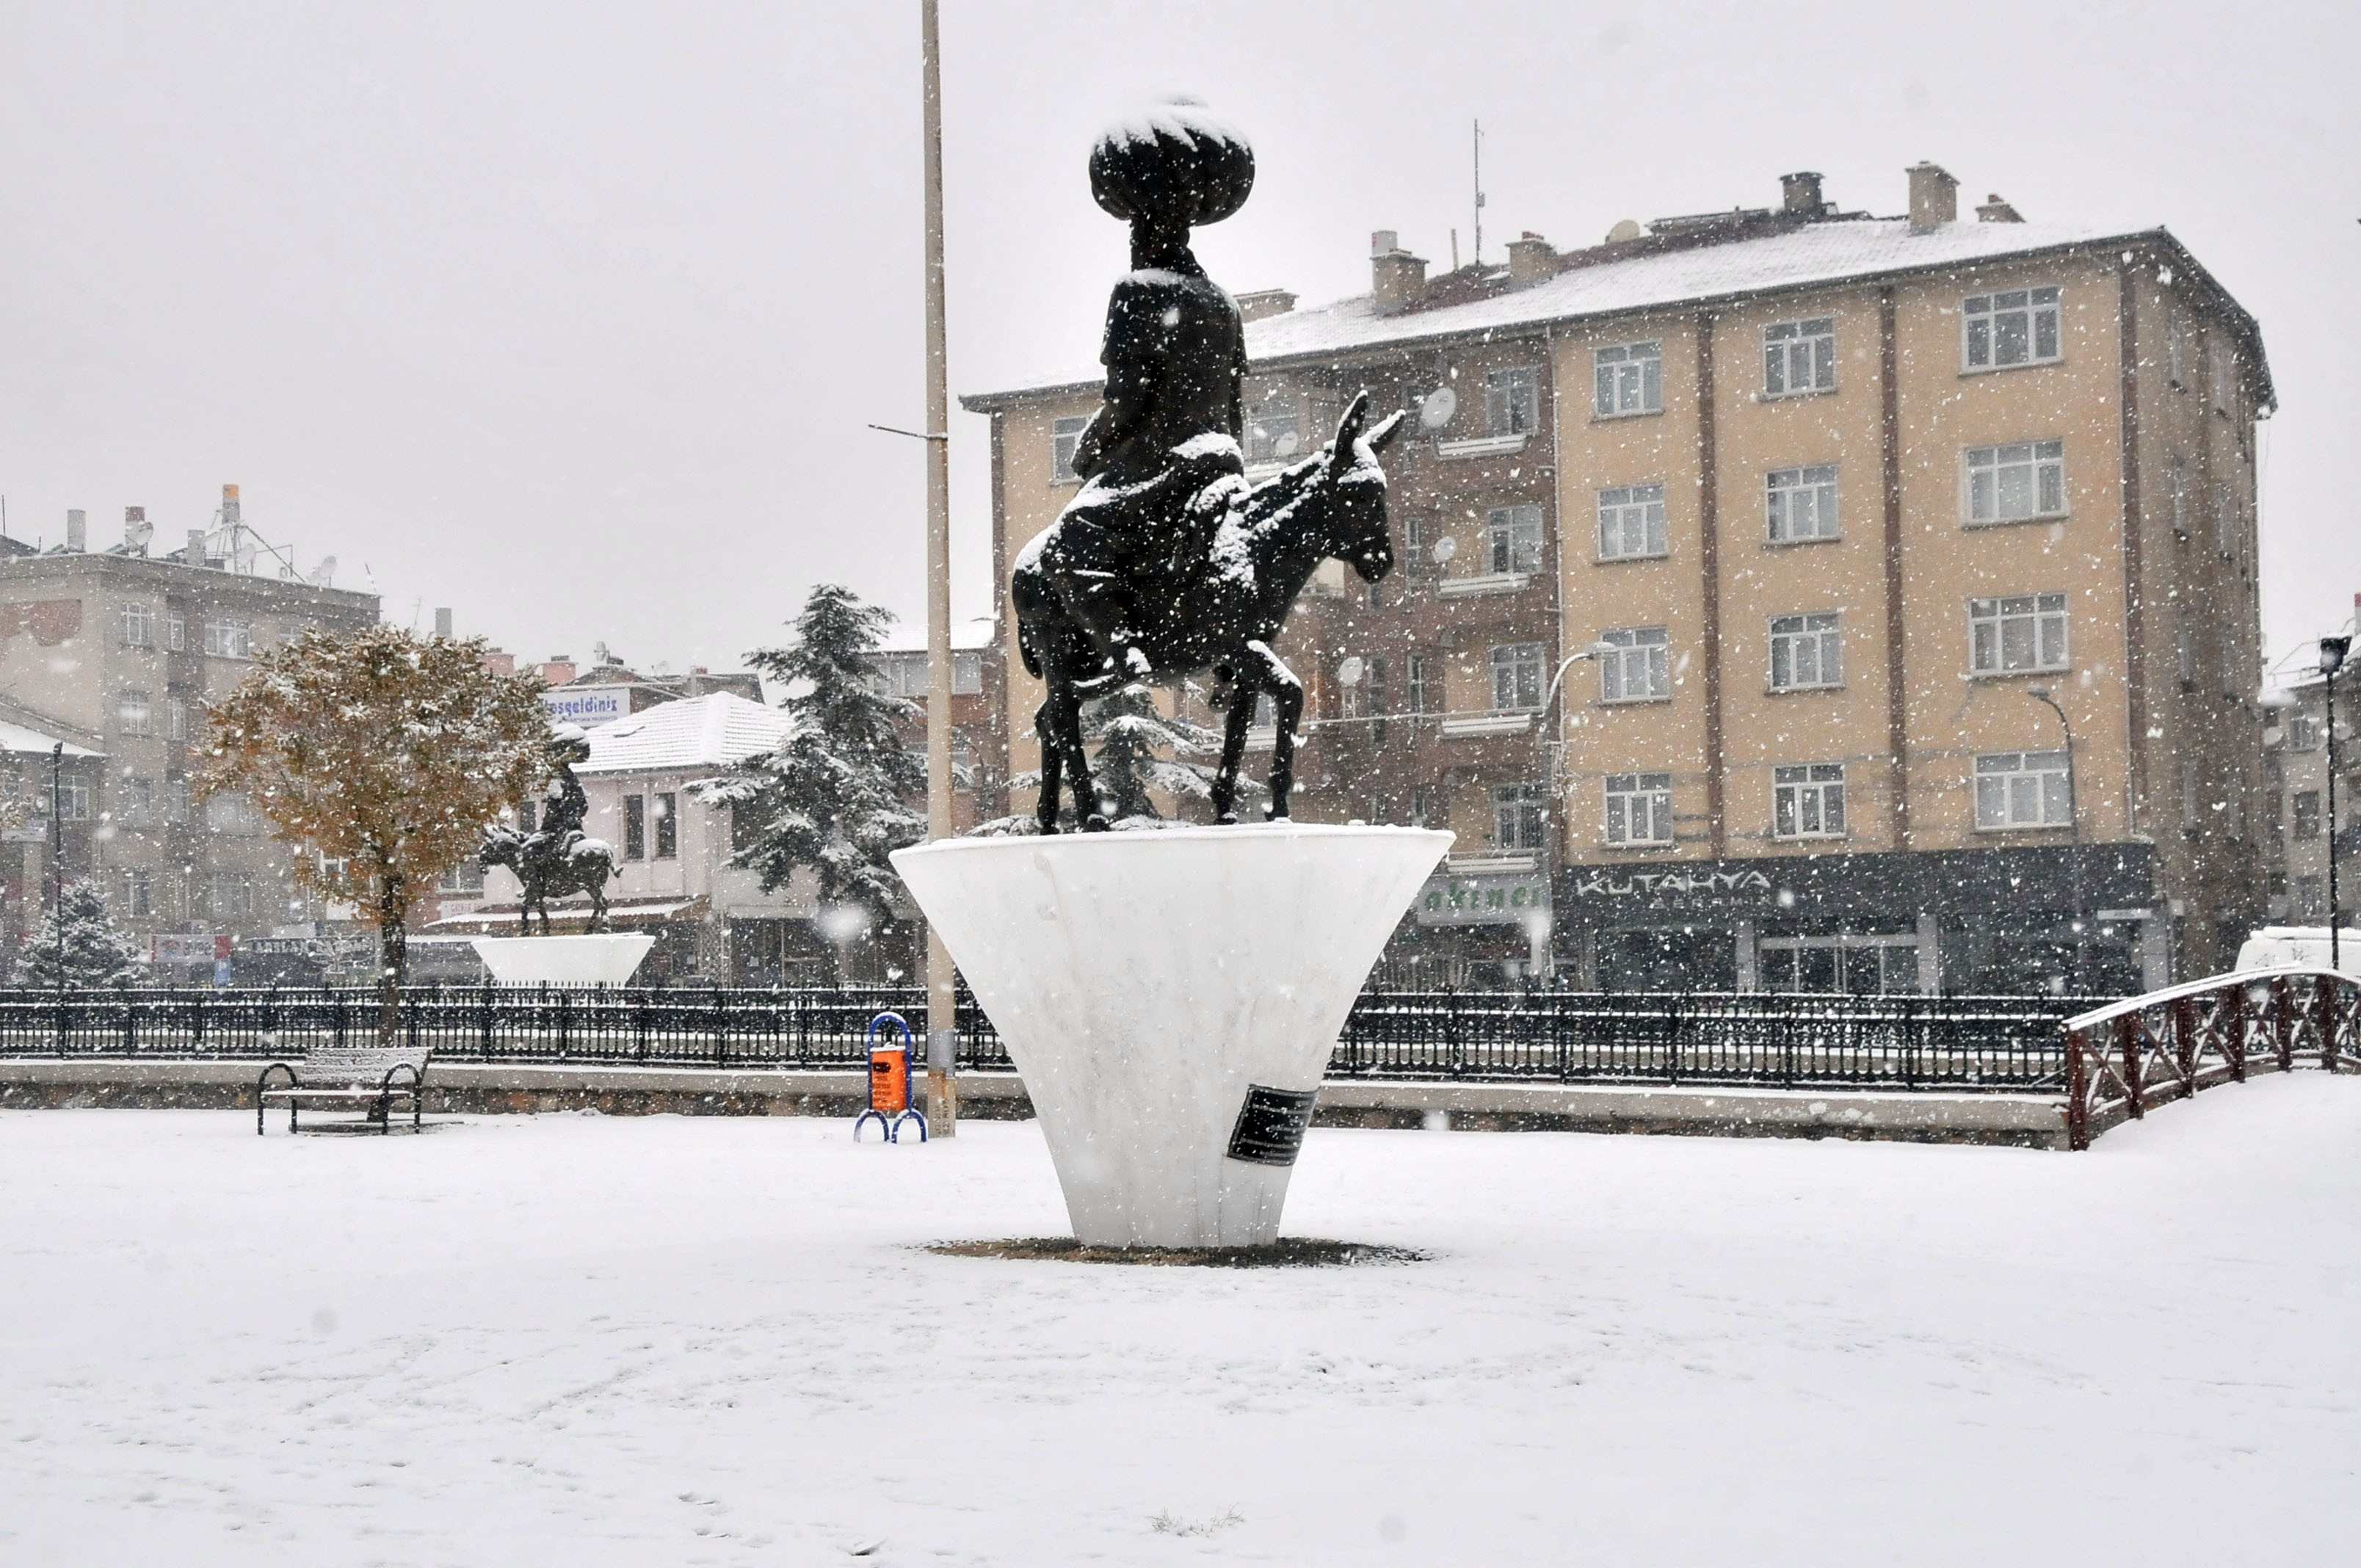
(256, 1045, 429, 1136)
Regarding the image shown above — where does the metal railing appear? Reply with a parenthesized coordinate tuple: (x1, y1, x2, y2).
(0, 984, 2097, 1092)
(2061, 967, 2361, 1148)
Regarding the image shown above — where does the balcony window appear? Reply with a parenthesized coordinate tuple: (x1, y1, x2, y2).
(1975, 751, 2072, 830)
(1772, 763, 1846, 840)
(1484, 504, 1543, 575)
(1766, 465, 1839, 542)
(1962, 286, 2061, 370)
(1490, 643, 1544, 711)
(1593, 341, 1662, 418)
(1604, 772, 1674, 846)
(1485, 367, 1538, 435)
(1763, 318, 1835, 396)
(1968, 594, 2069, 676)
(1600, 627, 1669, 703)
(1769, 614, 1843, 691)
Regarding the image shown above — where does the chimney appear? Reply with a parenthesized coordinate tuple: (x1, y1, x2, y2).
(220, 483, 241, 527)
(65, 509, 87, 552)
(1506, 231, 1556, 285)
(1906, 162, 1958, 233)
(542, 658, 576, 686)
(1976, 192, 2025, 224)
(186, 529, 208, 567)
(1235, 288, 1297, 324)
(482, 649, 516, 677)
(1780, 171, 1824, 217)
(1370, 231, 1427, 316)
(434, 606, 454, 639)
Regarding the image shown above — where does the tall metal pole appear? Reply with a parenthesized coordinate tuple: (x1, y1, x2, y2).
(2028, 687, 2083, 991)
(2326, 641, 2346, 973)
(49, 743, 65, 997)
(919, 0, 958, 1134)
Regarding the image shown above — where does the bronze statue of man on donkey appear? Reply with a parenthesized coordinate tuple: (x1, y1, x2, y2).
(1013, 99, 1405, 834)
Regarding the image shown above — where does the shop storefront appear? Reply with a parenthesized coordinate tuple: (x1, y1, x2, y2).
(1376, 867, 1553, 990)
(1556, 843, 2166, 997)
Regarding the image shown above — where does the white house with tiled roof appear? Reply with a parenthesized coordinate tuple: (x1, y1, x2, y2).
(436, 693, 848, 983)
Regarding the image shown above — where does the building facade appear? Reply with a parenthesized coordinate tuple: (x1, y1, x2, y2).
(861, 616, 1005, 835)
(963, 164, 2273, 995)
(0, 490, 382, 979)
(2263, 608, 2360, 926)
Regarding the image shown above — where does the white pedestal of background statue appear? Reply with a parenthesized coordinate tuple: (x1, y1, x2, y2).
(469, 933, 655, 987)
(892, 823, 1451, 1248)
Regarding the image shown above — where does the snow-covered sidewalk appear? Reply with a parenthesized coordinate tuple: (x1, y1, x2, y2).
(3, 1085, 2356, 1566)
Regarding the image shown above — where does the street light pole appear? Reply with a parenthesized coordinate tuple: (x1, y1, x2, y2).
(2025, 686, 2083, 992)
(2322, 635, 2351, 973)
(1533, 642, 1617, 981)
(49, 742, 65, 999)
(918, 0, 957, 1134)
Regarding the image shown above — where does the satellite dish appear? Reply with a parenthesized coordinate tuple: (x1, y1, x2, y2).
(124, 519, 153, 555)
(1418, 386, 1457, 429)
(1336, 656, 1366, 688)
(1606, 218, 1644, 243)
(1431, 535, 1458, 566)
(311, 555, 337, 588)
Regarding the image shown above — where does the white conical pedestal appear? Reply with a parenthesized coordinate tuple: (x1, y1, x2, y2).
(891, 824, 1451, 1247)
(470, 933, 654, 987)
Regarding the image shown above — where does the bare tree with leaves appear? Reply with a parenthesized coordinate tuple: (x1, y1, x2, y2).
(198, 625, 551, 1042)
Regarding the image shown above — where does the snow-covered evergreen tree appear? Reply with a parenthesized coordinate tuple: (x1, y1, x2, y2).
(11, 881, 146, 987)
(700, 584, 925, 949)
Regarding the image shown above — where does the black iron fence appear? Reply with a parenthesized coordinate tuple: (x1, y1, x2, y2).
(0, 984, 2094, 1092)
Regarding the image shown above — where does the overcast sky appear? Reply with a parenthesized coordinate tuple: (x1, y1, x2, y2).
(3, 1, 2354, 680)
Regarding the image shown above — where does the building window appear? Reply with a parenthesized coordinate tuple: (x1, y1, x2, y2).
(517, 798, 539, 835)
(653, 791, 679, 860)
(2169, 454, 2188, 538)
(1363, 658, 1390, 719)
(2181, 755, 2201, 828)
(1593, 341, 1662, 418)
(2285, 714, 2321, 752)
(1485, 504, 1543, 575)
(2176, 611, 2197, 685)
(2167, 318, 2188, 388)
(1493, 783, 1547, 854)
(1246, 396, 1302, 463)
(116, 690, 153, 737)
(1600, 627, 1670, 703)
(203, 618, 255, 658)
(2293, 791, 2322, 840)
(439, 861, 485, 895)
(1765, 465, 1839, 542)
(623, 794, 647, 860)
(1405, 653, 1435, 715)
(1490, 643, 1545, 711)
(1772, 763, 1846, 839)
(122, 868, 154, 918)
(120, 776, 156, 826)
(206, 791, 261, 833)
(1597, 484, 1669, 561)
(165, 697, 188, 742)
(1604, 772, 1674, 846)
(1975, 750, 2072, 830)
(2213, 488, 2237, 556)
(952, 651, 983, 695)
(1051, 415, 1088, 483)
(1485, 367, 1538, 435)
(162, 775, 189, 824)
(2211, 341, 2233, 413)
(166, 611, 186, 652)
(1763, 317, 1835, 396)
(58, 777, 93, 821)
(1962, 285, 2061, 371)
(1965, 440, 2067, 525)
(120, 602, 155, 647)
(1968, 594, 2069, 676)
(1403, 515, 1437, 579)
(209, 871, 255, 919)
(1410, 785, 1434, 829)
(1769, 613, 1843, 691)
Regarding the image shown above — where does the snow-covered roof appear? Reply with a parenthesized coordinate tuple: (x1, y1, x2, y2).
(0, 719, 101, 759)
(576, 693, 791, 775)
(965, 217, 2270, 409)
(874, 615, 997, 656)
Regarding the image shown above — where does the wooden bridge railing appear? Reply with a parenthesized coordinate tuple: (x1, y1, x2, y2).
(2062, 967, 2360, 1150)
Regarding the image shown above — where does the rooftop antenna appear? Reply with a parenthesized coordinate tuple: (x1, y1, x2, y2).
(1471, 119, 1486, 266)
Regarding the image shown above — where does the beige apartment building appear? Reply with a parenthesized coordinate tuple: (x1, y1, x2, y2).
(964, 163, 2271, 994)
(2263, 606, 2359, 926)
(0, 489, 381, 979)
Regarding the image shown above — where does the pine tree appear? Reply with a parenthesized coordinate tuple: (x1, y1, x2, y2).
(12, 881, 147, 987)
(995, 681, 1258, 830)
(700, 584, 925, 954)
(198, 625, 551, 1042)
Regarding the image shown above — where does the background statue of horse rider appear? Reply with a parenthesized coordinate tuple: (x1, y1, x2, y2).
(480, 723, 618, 933)
(1013, 98, 1406, 832)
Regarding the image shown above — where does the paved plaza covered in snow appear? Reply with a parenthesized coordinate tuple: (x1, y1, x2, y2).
(4, 1089, 2357, 1565)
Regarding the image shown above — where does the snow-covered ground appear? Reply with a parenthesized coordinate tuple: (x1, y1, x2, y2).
(3, 1087, 2356, 1566)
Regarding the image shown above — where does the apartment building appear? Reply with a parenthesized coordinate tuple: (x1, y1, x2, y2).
(860, 616, 1005, 835)
(2263, 606, 2359, 925)
(0, 488, 382, 977)
(962, 164, 2272, 994)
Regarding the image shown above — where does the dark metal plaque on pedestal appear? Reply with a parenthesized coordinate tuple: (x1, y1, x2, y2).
(1225, 1085, 1318, 1166)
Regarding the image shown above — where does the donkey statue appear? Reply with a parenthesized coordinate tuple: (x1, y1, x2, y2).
(1012, 391, 1405, 832)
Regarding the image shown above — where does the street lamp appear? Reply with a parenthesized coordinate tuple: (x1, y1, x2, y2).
(2025, 686, 2083, 992)
(2322, 634, 2351, 973)
(1530, 642, 1618, 980)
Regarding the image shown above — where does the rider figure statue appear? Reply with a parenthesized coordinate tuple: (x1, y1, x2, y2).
(1037, 98, 1255, 692)
(534, 725, 592, 848)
